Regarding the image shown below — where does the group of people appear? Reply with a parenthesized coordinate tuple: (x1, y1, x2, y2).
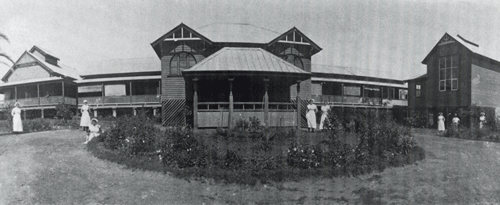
(9, 100, 100, 144)
(80, 100, 101, 144)
(437, 111, 487, 133)
(306, 99, 331, 132)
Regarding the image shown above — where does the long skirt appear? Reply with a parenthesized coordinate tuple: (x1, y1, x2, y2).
(13, 114, 23, 132)
(438, 121, 445, 131)
(306, 111, 316, 129)
(319, 114, 328, 130)
(80, 111, 91, 127)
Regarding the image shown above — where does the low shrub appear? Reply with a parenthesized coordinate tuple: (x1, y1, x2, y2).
(101, 113, 161, 155)
(22, 118, 53, 132)
(89, 109, 425, 185)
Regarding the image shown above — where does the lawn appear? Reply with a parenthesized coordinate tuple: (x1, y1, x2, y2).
(2, 129, 500, 204)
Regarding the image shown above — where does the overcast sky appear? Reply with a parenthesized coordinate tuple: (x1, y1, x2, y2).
(1, 0, 500, 80)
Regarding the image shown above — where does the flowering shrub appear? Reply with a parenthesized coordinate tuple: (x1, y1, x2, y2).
(89, 107, 425, 185)
(157, 127, 217, 169)
(287, 142, 323, 169)
(101, 113, 161, 155)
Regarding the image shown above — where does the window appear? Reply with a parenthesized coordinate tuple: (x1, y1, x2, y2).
(439, 55, 458, 91)
(282, 54, 304, 69)
(416, 84, 421, 97)
(169, 52, 196, 76)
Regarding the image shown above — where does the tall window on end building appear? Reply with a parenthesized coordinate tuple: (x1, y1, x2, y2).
(170, 52, 197, 76)
(439, 55, 458, 91)
(416, 84, 421, 97)
(282, 54, 303, 69)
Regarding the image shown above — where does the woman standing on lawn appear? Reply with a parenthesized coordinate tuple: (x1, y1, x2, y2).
(438, 112, 445, 133)
(319, 101, 331, 131)
(80, 100, 91, 132)
(11, 102, 23, 133)
(306, 99, 318, 132)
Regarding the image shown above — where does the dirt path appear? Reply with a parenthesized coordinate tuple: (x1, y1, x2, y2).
(1, 129, 500, 204)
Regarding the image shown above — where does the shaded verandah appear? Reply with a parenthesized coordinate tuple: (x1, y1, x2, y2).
(182, 47, 311, 130)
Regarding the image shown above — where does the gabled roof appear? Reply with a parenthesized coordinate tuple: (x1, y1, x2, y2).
(196, 23, 281, 44)
(2, 50, 81, 82)
(422, 33, 499, 64)
(182, 47, 310, 77)
(150, 23, 213, 58)
(29, 45, 60, 61)
(82, 57, 160, 76)
(268, 27, 322, 56)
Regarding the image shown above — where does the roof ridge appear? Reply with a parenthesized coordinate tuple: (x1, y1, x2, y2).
(196, 22, 281, 34)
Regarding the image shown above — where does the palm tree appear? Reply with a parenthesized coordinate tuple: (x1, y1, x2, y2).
(0, 32, 14, 67)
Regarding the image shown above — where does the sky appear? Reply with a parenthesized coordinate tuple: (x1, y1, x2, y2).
(1, 0, 500, 80)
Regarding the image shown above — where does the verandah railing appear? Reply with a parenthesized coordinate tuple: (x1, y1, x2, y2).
(197, 102, 295, 111)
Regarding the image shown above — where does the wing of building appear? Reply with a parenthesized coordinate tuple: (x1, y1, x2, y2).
(0, 23, 408, 128)
(407, 33, 500, 128)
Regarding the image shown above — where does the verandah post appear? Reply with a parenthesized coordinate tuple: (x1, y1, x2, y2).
(264, 78, 269, 129)
(193, 78, 199, 131)
(228, 78, 234, 131)
(296, 80, 301, 135)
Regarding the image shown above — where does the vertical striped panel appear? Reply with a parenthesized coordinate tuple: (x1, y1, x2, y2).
(162, 99, 186, 127)
(290, 99, 308, 128)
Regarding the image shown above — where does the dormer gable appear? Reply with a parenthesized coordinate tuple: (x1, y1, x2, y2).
(267, 27, 322, 56)
(150, 23, 212, 58)
(29, 46, 60, 66)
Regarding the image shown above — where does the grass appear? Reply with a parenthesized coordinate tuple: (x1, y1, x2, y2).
(2, 129, 500, 204)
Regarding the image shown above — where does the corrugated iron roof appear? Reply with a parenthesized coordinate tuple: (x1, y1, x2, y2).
(183, 47, 310, 74)
(195, 23, 281, 44)
(0, 77, 64, 87)
(312, 64, 357, 76)
(75, 75, 161, 84)
(82, 57, 161, 76)
(25, 51, 81, 80)
(312, 77, 407, 88)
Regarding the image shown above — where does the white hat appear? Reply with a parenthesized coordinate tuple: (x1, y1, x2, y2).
(91, 118, 98, 122)
(14, 102, 20, 106)
(83, 100, 88, 103)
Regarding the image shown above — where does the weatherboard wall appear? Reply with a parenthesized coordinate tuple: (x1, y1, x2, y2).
(425, 41, 471, 109)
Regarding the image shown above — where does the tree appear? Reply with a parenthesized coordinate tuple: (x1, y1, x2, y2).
(0, 32, 14, 67)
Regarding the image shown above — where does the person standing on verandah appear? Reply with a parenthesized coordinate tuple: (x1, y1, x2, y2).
(437, 112, 445, 133)
(306, 99, 318, 132)
(11, 102, 23, 133)
(80, 100, 91, 132)
(319, 101, 331, 131)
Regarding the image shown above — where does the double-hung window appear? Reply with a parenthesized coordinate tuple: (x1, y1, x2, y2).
(416, 84, 421, 97)
(439, 55, 458, 91)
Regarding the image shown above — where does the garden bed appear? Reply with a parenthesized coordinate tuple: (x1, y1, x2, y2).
(87, 109, 426, 185)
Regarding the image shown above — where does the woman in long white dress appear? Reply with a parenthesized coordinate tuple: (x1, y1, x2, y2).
(319, 101, 331, 131)
(80, 100, 91, 131)
(306, 99, 318, 132)
(437, 112, 445, 133)
(11, 102, 23, 133)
